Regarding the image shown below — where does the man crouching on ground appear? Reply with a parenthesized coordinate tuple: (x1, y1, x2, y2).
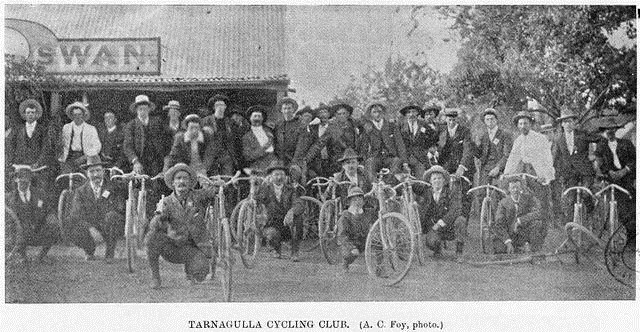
(337, 186, 374, 273)
(145, 163, 218, 289)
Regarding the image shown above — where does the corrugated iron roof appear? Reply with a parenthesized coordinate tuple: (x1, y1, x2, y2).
(5, 4, 288, 84)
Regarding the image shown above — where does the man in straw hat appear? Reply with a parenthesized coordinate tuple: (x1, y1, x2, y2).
(123, 95, 165, 175)
(256, 160, 306, 261)
(6, 165, 60, 264)
(67, 156, 126, 263)
(337, 186, 374, 272)
(6, 99, 52, 170)
(360, 101, 408, 181)
(399, 105, 438, 179)
(59, 101, 102, 174)
(503, 110, 555, 237)
(551, 107, 604, 225)
(594, 119, 635, 243)
(146, 163, 221, 289)
(491, 176, 545, 254)
(202, 94, 239, 174)
(418, 165, 466, 262)
(242, 105, 278, 173)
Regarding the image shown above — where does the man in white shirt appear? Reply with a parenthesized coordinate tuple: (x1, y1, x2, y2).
(242, 105, 278, 173)
(59, 102, 102, 174)
(503, 111, 555, 239)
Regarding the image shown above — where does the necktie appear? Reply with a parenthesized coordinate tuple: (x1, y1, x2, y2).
(94, 186, 101, 200)
(612, 148, 622, 169)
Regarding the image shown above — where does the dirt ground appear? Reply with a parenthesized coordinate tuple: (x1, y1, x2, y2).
(5, 219, 635, 303)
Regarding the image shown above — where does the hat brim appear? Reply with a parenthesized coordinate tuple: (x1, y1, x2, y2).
(512, 114, 534, 125)
(332, 104, 353, 116)
(423, 107, 440, 117)
(129, 100, 157, 114)
(181, 115, 202, 130)
(65, 104, 91, 121)
(399, 106, 425, 117)
(207, 95, 230, 109)
(19, 100, 43, 121)
(366, 103, 387, 114)
(266, 166, 289, 175)
(424, 168, 450, 183)
(164, 164, 198, 190)
(337, 155, 362, 163)
(277, 98, 299, 111)
(163, 105, 181, 112)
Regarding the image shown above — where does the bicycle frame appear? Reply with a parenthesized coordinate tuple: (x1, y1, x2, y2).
(595, 183, 631, 239)
(467, 184, 507, 253)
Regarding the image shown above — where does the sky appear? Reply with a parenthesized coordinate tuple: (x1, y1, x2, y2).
(284, 6, 460, 107)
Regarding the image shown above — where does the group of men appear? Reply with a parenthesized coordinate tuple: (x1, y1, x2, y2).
(6, 93, 636, 288)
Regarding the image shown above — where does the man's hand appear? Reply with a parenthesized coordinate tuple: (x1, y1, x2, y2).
(265, 145, 274, 153)
(488, 166, 500, 178)
(513, 218, 521, 233)
(284, 210, 295, 226)
(455, 165, 465, 177)
(505, 241, 514, 254)
(133, 161, 144, 174)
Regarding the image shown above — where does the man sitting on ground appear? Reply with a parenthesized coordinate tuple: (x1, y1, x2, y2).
(337, 186, 374, 272)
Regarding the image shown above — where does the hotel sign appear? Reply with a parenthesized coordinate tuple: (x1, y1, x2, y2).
(5, 18, 161, 75)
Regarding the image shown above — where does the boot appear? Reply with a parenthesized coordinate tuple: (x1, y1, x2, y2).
(455, 242, 464, 263)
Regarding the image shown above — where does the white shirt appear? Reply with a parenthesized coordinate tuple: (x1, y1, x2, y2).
(90, 180, 104, 200)
(448, 124, 458, 138)
(565, 130, 575, 154)
(318, 123, 328, 138)
(607, 140, 622, 169)
(107, 125, 117, 134)
(18, 187, 31, 203)
(487, 126, 498, 143)
(504, 130, 555, 183)
(408, 120, 418, 135)
(138, 116, 149, 126)
(345, 172, 358, 185)
(273, 184, 283, 202)
(71, 123, 85, 151)
(25, 121, 37, 138)
(251, 126, 270, 148)
(432, 188, 443, 203)
(373, 119, 384, 131)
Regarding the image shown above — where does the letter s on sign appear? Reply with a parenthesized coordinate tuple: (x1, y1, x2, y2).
(37, 46, 54, 65)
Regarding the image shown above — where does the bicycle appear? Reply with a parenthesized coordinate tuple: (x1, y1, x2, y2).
(297, 176, 331, 252)
(316, 177, 353, 265)
(467, 183, 507, 254)
(558, 186, 601, 264)
(109, 168, 163, 273)
(364, 168, 416, 286)
(200, 172, 241, 302)
(390, 174, 431, 265)
(229, 170, 268, 269)
(55, 171, 87, 236)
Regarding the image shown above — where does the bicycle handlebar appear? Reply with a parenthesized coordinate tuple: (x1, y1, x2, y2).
(595, 183, 631, 198)
(12, 164, 48, 172)
(562, 186, 595, 200)
(306, 176, 330, 186)
(198, 171, 242, 187)
(55, 172, 87, 182)
(450, 174, 472, 185)
(467, 184, 507, 196)
(503, 173, 539, 181)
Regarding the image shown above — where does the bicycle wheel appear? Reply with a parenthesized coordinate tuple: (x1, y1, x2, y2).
(238, 200, 261, 269)
(57, 190, 73, 243)
(565, 221, 605, 265)
(219, 218, 233, 302)
(5, 207, 21, 260)
(206, 206, 217, 280)
(318, 199, 340, 264)
(407, 202, 425, 266)
(365, 212, 415, 286)
(124, 196, 136, 273)
(299, 196, 322, 252)
(605, 224, 635, 288)
(136, 189, 147, 250)
(229, 198, 247, 242)
(479, 197, 493, 254)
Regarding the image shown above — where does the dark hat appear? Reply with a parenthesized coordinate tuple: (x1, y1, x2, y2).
(19, 99, 43, 121)
(423, 104, 441, 117)
(314, 104, 334, 118)
(399, 105, 425, 117)
(424, 165, 450, 183)
(129, 95, 156, 114)
(162, 100, 181, 112)
(512, 111, 535, 125)
(337, 148, 361, 163)
(80, 155, 108, 170)
(64, 102, 91, 121)
(296, 106, 314, 118)
(332, 103, 353, 116)
(246, 105, 269, 120)
(365, 101, 387, 115)
(539, 123, 555, 133)
(207, 94, 230, 109)
(277, 97, 298, 111)
(596, 116, 627, 131)
(556, 107, 579, 122)
(164, 163, 198, 190)
(443, 108, 461, 117)
(482, 108, 498, 118)
(346, 186, 364, 200)
(227, 105, 243, 117)
(266, 160, 289, 175)
(181, 114, 202, 130)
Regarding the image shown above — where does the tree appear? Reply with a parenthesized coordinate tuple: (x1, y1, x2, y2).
(430, 5, 636, 124)
(329, 57, 446, 119)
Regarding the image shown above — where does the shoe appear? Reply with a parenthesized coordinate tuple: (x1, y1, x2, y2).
(291, 253, 300, 262)
(85, 254, 97, 261)
(151, 279, 161, 290)
(455, 254, 464, 264)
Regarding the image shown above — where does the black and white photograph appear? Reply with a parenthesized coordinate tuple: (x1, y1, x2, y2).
(2, 2, 638, 331)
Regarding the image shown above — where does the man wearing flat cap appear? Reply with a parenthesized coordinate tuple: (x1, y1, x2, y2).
(123, 95, 166, 176)
(594, 120, 635, 242)
(399, 105, 438, 179)
(256, 160, 306, 261)
(201, 94, 238, 174)
(243, 105, 279, 173)
(6, 165, 60, 263)
(164, 114, 219, 176)
(146, 163, 219, 289)
(552, 107, 604, 225)
(59, 102, 102, 174)
(504, 110, 555, 237)
(6, 99, 53, 173)
(67, 156, 126, 262)
(359, 102, 408, 181)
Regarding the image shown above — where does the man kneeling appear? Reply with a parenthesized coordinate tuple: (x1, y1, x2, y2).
(491, 177, 545, 254)
(337, 186, 374, 272)
(146, 163, 216, 289)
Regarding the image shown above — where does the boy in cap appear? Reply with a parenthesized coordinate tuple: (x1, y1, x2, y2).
(337, 186, 374, 272)
(6, 165, 60, 263)
(146, 163, 220, 289)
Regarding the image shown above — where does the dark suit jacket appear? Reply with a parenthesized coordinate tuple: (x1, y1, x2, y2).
(439, 125, 474, 176)
(332, 168, 372, 206)
(154, 189, 215, 245)
(595, 138, 636, 189)
(552, 129, 603, 179)
(6, 121, 51, 167)
(202, 116, 242, 168)
(274, 118, 305, 165)
(359, 120, 407, 162)
(242, 126, 277, 171)
(6, 187, 51, 233)
(492, 192, 541, 243)
(122, 117, 166, 174)
(473, 128, 513, 175)
(415, 185, 461, 234)
(68, 179, 126, 228)
(399, 119, 438, 164)
(295, 123, 335, 163)
(256, 183, 304, 227)
(98, 125, 125, 167)
(163, 130, 221, 173)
